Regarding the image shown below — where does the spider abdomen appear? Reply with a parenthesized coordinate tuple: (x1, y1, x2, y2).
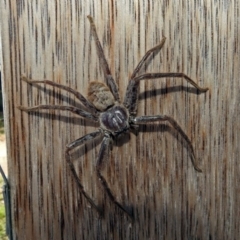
(100, 105, 129, 134)
(87, 81, 115, 111)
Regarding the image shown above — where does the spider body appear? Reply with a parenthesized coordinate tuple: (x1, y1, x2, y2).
(18, 15, 208, 219)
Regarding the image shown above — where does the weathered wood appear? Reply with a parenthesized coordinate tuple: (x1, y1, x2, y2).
(1, 0, 240, 239)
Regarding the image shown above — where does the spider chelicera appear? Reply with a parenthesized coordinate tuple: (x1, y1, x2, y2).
(18, 16, 208, 219)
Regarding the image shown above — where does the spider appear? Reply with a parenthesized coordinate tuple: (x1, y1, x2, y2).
(18, 15, 208, 219)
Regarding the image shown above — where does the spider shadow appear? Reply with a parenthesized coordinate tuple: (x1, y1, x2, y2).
(22, 83, 98, 127)
(24, 82, 92, 112)
(137, 123, 194, 161)
(69, 131, 132, 165)
(135, 39, 203, 98)
(69, 133, 103, 164)
(97, 122, 196, 221)
(67, 132, 135, 218)
(65, 120, 195, 164)
(138, 85, 202, 101)
(24, 111, 98, 128)
(114, 132, 131, 148)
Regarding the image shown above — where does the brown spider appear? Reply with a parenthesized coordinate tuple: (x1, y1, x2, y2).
(18, 16, 208, 219)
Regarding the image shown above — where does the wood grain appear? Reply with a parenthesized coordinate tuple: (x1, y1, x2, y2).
(1, 0, 240, 239)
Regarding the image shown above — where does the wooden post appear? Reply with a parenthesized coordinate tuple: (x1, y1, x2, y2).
(1, 0, 240, 239)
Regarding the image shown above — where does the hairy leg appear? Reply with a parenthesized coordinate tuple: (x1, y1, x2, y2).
(133, 72, 209, 92)
(131, 37, 166, 79)
(18, 105, 98, 121)
(133, 115, 202, 172)
(96, 136, 133, 219)
(87, 16, 120, 101)
(66, 130, 103, 216)
(124, 38, 166, 114)
(124, 72, 208, 115)
(20, 76, 99, 115)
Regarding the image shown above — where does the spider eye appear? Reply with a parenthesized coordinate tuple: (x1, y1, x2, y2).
(87, 81, 115, 111)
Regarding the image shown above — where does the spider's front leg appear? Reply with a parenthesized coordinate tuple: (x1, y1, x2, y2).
(124, 37, 167, 115)
(87, 16, 120, 102)
(96, 135, 133, 219)
(125, 72, 208, 116)
(123, 38, 209, 115)
(18, 105, 98, 121)
(18, 76, 100, 120)
(65, 130, 104, 216)
(133, 115, 202, 172)
(20, 75, 99, 115)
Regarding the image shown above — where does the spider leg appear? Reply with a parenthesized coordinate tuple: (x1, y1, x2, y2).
(66, 130, 103, 216)
(133, 115, 202, 172)
(18, 105, 98, 121)
(124, 72, 208, 115)
(87, 16, 120, 102)
(96, 136, 133, 219)
(20, 76, 98, 115)
(131, 37, 166, 79)
(133, 72, 209, 92)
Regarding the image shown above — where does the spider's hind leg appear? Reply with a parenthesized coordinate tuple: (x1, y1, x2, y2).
(133, 115, 202, 172)
(65, 130, 104, 217)
(96, 136, 133, 220)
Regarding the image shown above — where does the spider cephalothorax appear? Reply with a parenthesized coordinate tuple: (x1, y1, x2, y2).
(100, 104, 130, 135)
(18, 15, 208, 219)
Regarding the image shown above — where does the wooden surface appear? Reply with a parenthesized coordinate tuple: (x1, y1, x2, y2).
(1, 0, 240, 239)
